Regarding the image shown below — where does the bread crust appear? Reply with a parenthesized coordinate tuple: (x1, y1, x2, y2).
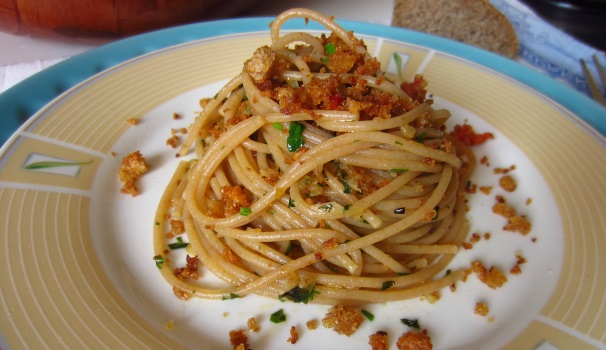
(392, 0, 519, 58)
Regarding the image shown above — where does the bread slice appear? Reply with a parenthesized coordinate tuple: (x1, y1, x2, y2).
(392, 0, 519, 58)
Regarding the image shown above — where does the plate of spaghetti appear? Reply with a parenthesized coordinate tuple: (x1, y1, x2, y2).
(1, 8, 606, 350)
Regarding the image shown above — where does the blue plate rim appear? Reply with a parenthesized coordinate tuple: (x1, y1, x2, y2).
(1, 16, 605, 148)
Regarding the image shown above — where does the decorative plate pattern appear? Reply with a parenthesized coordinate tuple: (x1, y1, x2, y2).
(1, 17, 606, 349)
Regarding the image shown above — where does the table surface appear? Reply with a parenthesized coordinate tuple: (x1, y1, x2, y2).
(0, 0, 394, 67)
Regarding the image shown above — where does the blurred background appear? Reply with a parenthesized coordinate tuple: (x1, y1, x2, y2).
(0, 0, 604, 97)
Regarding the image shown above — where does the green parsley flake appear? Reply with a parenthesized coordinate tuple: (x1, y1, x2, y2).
(324, 42, 336, 55)
(361, 309, 375, 321)
(153, 255, 165, 269)
(381, 280, 395, 291)
(270, 309, 287, 323)
(239, 207, 252, 216)
(284, 241, 292, 256)
(222, 293, 240, 300)
(272, 122, 284, 130)
(279, 283, 319, 304)
(390, 168, 409, 173)
(168, 237, 189, 250)
(318, 203, 333, 212)
(415, 132, 427, 143)
(287, 121, 305, 152)
(401, 318, 420, 329)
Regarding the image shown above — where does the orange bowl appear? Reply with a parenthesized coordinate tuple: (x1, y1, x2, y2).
(0, 0, 259, 37)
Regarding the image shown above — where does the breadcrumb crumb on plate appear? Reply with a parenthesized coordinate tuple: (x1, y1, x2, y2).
(321, 305, 364, 336)
(396, 330, 433, 350)
(369, 331, 389, 350)
(475, 302, 490, 317)
(118, 150, 150, 196)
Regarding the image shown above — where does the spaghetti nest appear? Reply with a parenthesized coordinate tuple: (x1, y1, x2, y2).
(153, 8, 475, 304)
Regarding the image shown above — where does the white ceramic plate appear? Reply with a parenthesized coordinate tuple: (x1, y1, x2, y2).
(1, 17, 606, 350)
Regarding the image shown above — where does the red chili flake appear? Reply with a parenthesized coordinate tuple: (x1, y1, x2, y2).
(450, 123, 494, 146)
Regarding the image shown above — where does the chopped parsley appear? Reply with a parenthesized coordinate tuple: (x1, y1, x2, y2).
(288, 197, 295, 208)
(401, 318, 420, 329)
(397, 272, 412, 276)
(341, 179, 351, 194)
(361, 309, 375, 321)
(381, 280, 395, 291)
(270, 309, 287, 323)
(272, 122, 284, 130)
(284, 241, 292, 256)
(324, 42, 336, 55)
(390, 168, 409, 173)
(239, 207, 252, 216)
(287, 121, 305, 152)
(414, 132, 427, 143)
(168, 236, 189, 250)
(153, 255, 165, 269)
(222, 293, 240, 300)
(318, 203, 334, 212)
(279, 283, 320, 304)
(343, 204, 352, 212)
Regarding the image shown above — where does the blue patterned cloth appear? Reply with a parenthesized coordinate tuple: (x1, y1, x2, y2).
(491, 0, 605, 98)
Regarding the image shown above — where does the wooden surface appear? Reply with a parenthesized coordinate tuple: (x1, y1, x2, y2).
(0, 0, 258, 37)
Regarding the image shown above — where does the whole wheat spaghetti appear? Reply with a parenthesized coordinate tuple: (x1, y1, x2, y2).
(153, 8, 475, 304)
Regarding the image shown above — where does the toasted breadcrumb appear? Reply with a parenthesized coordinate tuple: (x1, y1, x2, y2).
(464, 182, 477, 194)
(510, 253, 527, 275)
(396, 330, 433, 350)
(492, 202, 516, 218)
(462, 242, 473, 250)
(166, 134, 180, 148)
(479, 186, 492, 195)
(322, 237, 339, 249)
(425, 291, 441, 304)
(287, 325, 299, 344)
(166, 219, 185, 239)
(126, 117, 138, 125)
(172, 286, 192, 300)
(369, 331, 389, 350)
(499, 175, 517, 192)
(118, 150, 150, 196)
(306, 320, 318, 330)
(173, 112, 181, 120)
(526, 197, 532, 205)
(504, 215, 532, 235)
(475, 302, 489, 317)
(223, 247, 240, 264)
(221, 185, 252, 217)
(173, 255, 200, 281)
(247, 317, 260, 333)
(322, 305, 364, 336)
(494, 165, 515, 174)
(470, 261, 507, 289)
(470, 233, 481, 243)
(229, 330, 249, 350)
